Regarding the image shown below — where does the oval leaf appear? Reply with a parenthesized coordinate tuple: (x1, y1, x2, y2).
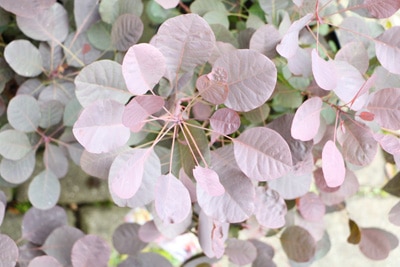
(122, 95, 164, 132)
(364, 0, 400, 18)
(213, 49, 277, 112)
(280, 226, 316, 262)
(71, 235, 111, 267)
(254, 187, 287, 228)
(44, 144, 69, 178)
(4, 40, 43, 77)
(74, 0, 100, 32)
(73, 99, 130, 153)
(0, 234, 18, 266)
(0, 0, 55, 17)
(234, 127, 292, 181)
(291, 97, 323, 141)
(367, 88, 400, 130)
(297, 192, 326, 221)
(28, 170, 60, 210)
(225, 239, 257, 266)
(322, 140, 345, 187)
(359, 228, 397, 260)
(122, 43, 166, 95)
(196, 74, 228, 105)
(155, 0, 179, 9)
(0, 130, 32, 160)
(0, 150, 35, 184)
(28, 256, 62, 267)
(111, 14, 143, 51)
(210, 108, 240, 135)
(193, 166, 225, 196)
(112, 223, 147, 255)
(7, 94, 41, 132)
(75, 60, 131, 107)
(375, 27, 400, 75)
(154, 173, 192, 224)
(389, 201, 400, 226)
(249, 24, 281, 58)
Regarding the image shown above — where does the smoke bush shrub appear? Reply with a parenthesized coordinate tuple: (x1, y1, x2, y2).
(1, 0, 400, 266)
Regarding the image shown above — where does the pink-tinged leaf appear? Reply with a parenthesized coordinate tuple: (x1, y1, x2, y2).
(311, 49, 336, 91)
(276, 14, 313, 59)
(192, 102, 212, 121)
(109, 148, 158, 199)
(0, 202, 4, 226)
(225, 239, 257, 266)
(154, 173, 191, 224)
(335, 42, 369, 74)
(359, 228, 398, 260)
(112, 223, 147, 256)
(338, 120, 377, 166)
(210, 108, 240, 135)
(0, 0, 55, 17)
(297, 192, 325, 221)
(234, 127, 292, 181)
(209, 41, 236, 65)
(152, 207, 192, 239)
(280, 226, 316, 262)
(291, 97, 323, 141)
(16, 3, 68, 43)
(375, 27, 400, 75)
(155, 0, 179, 9)
(287, 47, 312, 77)
(179, 169, 197, 202)
(367, 88, 400, 130)
(71, 235, 111, 267)
(268, 168, 313, 200)
(249, 24, 281, 58)
(111, 14, 143, 51)
(197, 146, 255, 223)
(73, 99, 130, 153)
(249, 240, 275, 267)
(364, 0, 400, 18)
(193, 166, 225, 197)
(320, 169, 359, 206)
(213, 49, 277, 112)
(28, 255, 62, 267)
(293, 210, 325, 242)
(254, 187, 287, 228)
(322, 140, 345, 187)
(198, 210, 229, 259)
(122, 95, 164, 132)
(389, 201, 400, 226)
(122, 44, 166, 95)
(0, 234, 19, 266)
(314, 168, 340, 193)
(196, 74, 228, 105)
(374, 133, 400, 155)
(138, 221, 161, 243)
(151, 14, 215, 82)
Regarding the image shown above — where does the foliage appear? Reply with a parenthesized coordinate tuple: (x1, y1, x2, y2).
(1, 0, 400, 266)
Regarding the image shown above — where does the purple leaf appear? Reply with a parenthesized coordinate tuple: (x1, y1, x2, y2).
(249, 239, 276, 267)
(234, 127, 292, 181)
(152, 207, 192, 239)
(0, 0, 55, 17)
(311, 49, 336, 91)
(314, 168, 340, 193)
(363, 0, 400, 18)
(276, 14, 313, 59)
(4, 40, 43, 77)
(111, 14, 143, 51)
(179, 168, 197, 202)
(16, 3, 68, 43)
(197, 146, 255, 223)
(280, 226, 316, 262)
(44, 144, 68, 178)
(359, 228, 398, 260)
(196, 74, 228, 105)
(73, 99, 130, 153)
(335, 42, 369, 74)
(210, 108, 240, 135)
(213, 49, 277, 112)
(291, 97, 323, 141)
(320, 169, 359, 206)
(22, 206, 68, 245)
(28, 170, 60, 210)
(71, 235, 111, 267)
(367, 88, 400, 130)
(138, 221, 161, 243)
(297, 192, 325, 221)
(28, 256, 62, 267)
(249, 24, 281, 58)
(74, 0, 100, 33)
(254, 187, 287, 228)
(322, 140, 345, 188)
(155, 0, 179, 9)
(42, 226, 84, 266)
(389, 201, 400, 226)
(151, 14, 215, 82)
(373, 133, 400, 155)
(122, 44, 166, 95)
(75, 60, 131, 107)
(109, 148, 160, 200)
(0, 130, 32, 160)
(122, 95, 164, 132)
(193, 166, 225, 197)
(0, 234, 18, 266)
(112, 223, 147, 255)
(154, 173, 192, 224)
(225, 238, 257, 266)
(375, 27, 400, 75)
(198, 210, 229, 259)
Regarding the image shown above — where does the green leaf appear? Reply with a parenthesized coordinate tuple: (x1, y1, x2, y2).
(243, 103, 270, 124)
(382, 172, 400, 197)
(87, 21, 112, 51)
(4, 40, 43, 77)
